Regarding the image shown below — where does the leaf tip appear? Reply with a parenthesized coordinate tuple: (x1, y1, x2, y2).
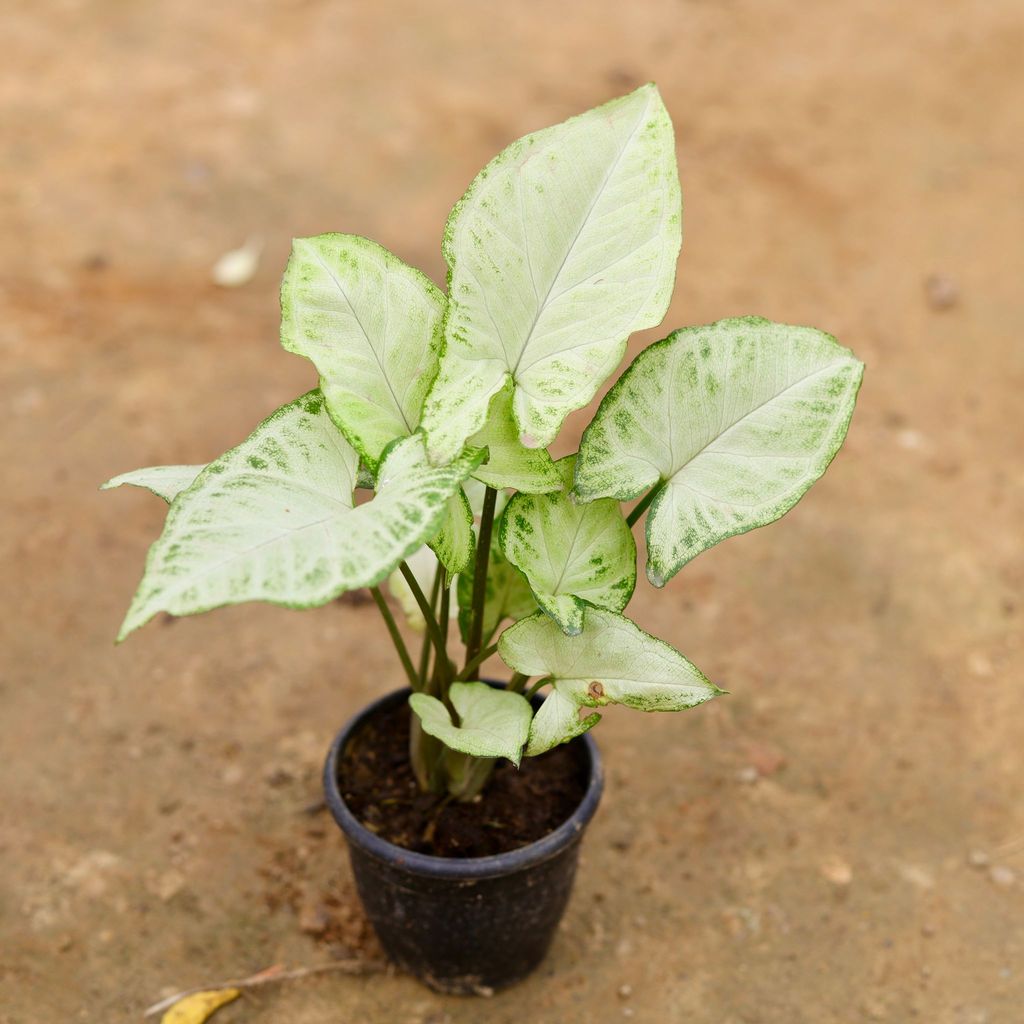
(646, 565, 667, 589)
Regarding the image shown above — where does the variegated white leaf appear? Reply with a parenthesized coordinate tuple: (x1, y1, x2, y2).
(429, 488, 476, 575)
(573, 317, 863, 586)
(500, 456, 635, 635)
(281, 234, 444, 467)
(118, 391, 483, 640)
(498, 609, 722, 755)
(468, 382, 561, 493)
(421, 84, 681, 462)
(409, 682, 533, 766)
(101, 465, 206, 504)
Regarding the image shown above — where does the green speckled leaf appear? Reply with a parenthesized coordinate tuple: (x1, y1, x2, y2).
(102, 465, 206, 503)
(499, 609, 723, 756)
(420, 84, 681, 463)
(468, 382, 561, 493)
(429, 489, 475, 575)
(409, 682, 533, 766)
(118, 390, 483, 641)
(457, 509, 536, 646)
(573, 317, 864, 587)
(281, 234, 444, 467)
(500, 456, 635, 635)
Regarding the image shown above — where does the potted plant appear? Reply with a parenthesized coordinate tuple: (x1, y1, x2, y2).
(105, 84, 863, 995)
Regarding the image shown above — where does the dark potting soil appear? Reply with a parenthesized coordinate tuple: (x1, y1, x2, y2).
(337, 700, 588, 857)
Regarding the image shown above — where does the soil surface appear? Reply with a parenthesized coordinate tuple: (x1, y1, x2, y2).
(2, 2, 1023, 1023)
(338, 701, 588, 857)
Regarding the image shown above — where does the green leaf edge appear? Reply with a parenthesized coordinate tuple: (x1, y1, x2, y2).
(428, 487, 476, 575)
(498, 458, 637, 637)
(408, 682, 533, 767)
(117, 390, 484, 642)
(432, 82, 680, 459)
(280, 233, 446, 473)
(572, 315, 865, 587)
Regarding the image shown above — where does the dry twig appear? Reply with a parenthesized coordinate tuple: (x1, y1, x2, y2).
(143, 959, 385, 1018)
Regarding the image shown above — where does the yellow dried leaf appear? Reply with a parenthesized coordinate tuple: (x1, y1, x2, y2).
(160, 988, 240, 1024)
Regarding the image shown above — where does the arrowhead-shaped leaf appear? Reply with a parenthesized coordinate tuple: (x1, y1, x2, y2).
(102, 465, 206, 503)
(421, 83, 681, 463)
(573, 317, 864, 587)
(468, 382, 561, 493)
(409, 682, 533, 766)
(498, 609, 723, 755)
(281, 234, 444, 467)
(118, 391, 483, 640)
(500, 456, 635, 635)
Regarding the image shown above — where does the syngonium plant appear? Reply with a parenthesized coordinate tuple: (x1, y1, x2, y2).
(105, 85, 863, 801)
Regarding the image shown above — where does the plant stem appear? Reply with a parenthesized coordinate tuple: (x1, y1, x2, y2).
(457, 642, 499, 681)
(369, 586, 418, 691)
(524, 677, 548, 700)
(465, 486, 498, 670)
(417, 563, 443, 689)
(507, 671, 530, 694)
(399, 561, 449, 681)
(626, 484, 661, 528)
(436, 571, 454, 705)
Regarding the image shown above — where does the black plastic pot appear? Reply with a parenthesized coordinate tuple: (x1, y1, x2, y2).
(322, 686, 603, 995)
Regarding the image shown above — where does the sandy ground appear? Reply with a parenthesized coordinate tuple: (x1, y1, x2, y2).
(2, 1, 1023, 1021)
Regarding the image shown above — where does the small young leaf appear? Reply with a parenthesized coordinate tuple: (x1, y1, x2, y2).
(468, 382, 561, 493)
(457, 512, 537, 646)
(281, 234, 444, 467)
(118, 391, 483, 640)
(409, 682, 533, 766)
(421, 83, 681, 463)
(101, 465, 206, 504)
(500, 455, 635, 635)
(573, 317, 864, 587)
(428, 488, 475, 575)
(498, 609, 723, 755)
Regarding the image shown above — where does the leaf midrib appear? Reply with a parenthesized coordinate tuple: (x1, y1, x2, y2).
(664, 358, 848, 486)
(505, 92, 653, 377)
(305, 245, 414, 435)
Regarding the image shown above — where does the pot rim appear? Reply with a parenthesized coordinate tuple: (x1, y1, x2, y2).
(323, 685, 604, 880)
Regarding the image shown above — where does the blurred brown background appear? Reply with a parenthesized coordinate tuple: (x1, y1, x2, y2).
(2, 2, 1022, 1021)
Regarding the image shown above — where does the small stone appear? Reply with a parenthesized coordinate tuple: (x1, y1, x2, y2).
(211, 238, 262, 288)
(820, 855, 853, 886)
(966, 652, 994, 678)
(924, 273, 958, 310)
(897, 428, 927, 452)
(618, 984, 633, 999)
(988, 865, 1015, 888)
(221, 763, 244, 785)
(151, 869, 185, 902)
(64, 850, 123, 897)
(897, 863, 935, 890)
(736, 766, 759, 785)
(967, 849, 989, 868)
(299, 900, 331, 935)
(264, 767, 294, 788)
(861, 995, 887, 1020)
